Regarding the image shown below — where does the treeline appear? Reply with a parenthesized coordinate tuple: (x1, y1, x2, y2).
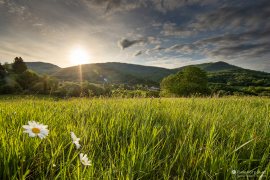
(1, 57, 58, 95)
(160, 66, 270, 97)
(0, 57, 160, 97)
(207, 70, 270, 96)
(1, 57, 270, 98)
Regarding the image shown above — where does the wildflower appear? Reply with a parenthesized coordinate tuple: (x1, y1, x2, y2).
(79, 153, 92, 166)
(71, 132, 81, 149)
(52, 164, 56, 167)
(23, 121, 49, 139)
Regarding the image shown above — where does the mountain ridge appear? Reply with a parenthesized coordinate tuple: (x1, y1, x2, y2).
(173, 61, 242, 72)
(25, 61, 263, 75)
(24, 61, 270, 87)
(26, 62, 61, 75)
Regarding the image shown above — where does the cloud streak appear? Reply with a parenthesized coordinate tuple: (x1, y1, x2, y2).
(161, 22, 194, 37)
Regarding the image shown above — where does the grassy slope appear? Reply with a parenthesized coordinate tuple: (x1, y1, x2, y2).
(0, 97, 270, 179)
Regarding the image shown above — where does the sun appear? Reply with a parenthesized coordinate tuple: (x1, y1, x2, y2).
(69, 47, 90, 65)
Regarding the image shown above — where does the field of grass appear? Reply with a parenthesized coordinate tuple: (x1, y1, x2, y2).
(0, 96, 270, 179)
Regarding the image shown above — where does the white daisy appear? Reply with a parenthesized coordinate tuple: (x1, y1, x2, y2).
(23, 121, 49, 139)
(79, 153, 92, 166)
(71, 131, 81, 149)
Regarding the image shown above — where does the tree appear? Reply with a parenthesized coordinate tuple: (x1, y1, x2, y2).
(160, 74, 181, 96)
(12, 57, 27, 74)
(160, 66, 209, 97)
(3, 62, 11, 73)
(16, 70, 40, 90)
(31, 76, 58, 94)
(0, 63, 4, 71)
(0, 63, 6, 78)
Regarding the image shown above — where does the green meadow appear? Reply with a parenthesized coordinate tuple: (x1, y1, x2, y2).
(0, 97, 270, 179)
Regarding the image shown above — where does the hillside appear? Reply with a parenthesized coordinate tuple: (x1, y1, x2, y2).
(26, 62, 61, 75)
(2, 60, 269, 96)
(53, 62, 172, 85)
(172, 61, 241, 73)
(53, 62, 236, 82)
(25, 61, 270, 92)
(51, 61, 252, 84)
(173, 62, 270, 95)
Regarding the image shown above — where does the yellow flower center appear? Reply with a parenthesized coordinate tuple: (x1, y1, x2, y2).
(32, 127, 41, 134)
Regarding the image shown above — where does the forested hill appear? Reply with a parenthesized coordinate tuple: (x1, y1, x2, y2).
(52, 63, 172, 85)
(52, 61, 242, 83)
(25, 61, 270, 90)
(26, 62, 61, 75)
(27, 61, 243, 78)
(172, 61, 241, 73)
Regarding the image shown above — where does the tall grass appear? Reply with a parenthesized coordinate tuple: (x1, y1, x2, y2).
(0, 96, 269, 179)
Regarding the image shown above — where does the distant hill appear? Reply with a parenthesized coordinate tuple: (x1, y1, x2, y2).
(26, 61, 269, 90)
(173, 61, 241, 72)
(26, 62, 61, 75)
(53, 62, 172, 85)
(173, 62, 270, 91)
(53, 62, 248, 85)
(208, 68, 270, 87)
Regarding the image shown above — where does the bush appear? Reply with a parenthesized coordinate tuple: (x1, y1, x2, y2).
(160, 67, 209, 97)
(54, 82, 81, 97)
(0, 83, 22, 94)
(16, 70, 40, 90)
(146, 90, 160, 98)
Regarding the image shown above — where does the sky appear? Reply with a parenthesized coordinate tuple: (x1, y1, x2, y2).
(0, 0, 269, 71)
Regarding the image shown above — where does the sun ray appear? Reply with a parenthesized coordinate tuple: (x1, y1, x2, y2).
(69, 46, 90, 95)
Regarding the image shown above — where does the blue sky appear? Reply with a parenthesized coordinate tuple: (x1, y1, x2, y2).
(0, 0, 269, 71)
